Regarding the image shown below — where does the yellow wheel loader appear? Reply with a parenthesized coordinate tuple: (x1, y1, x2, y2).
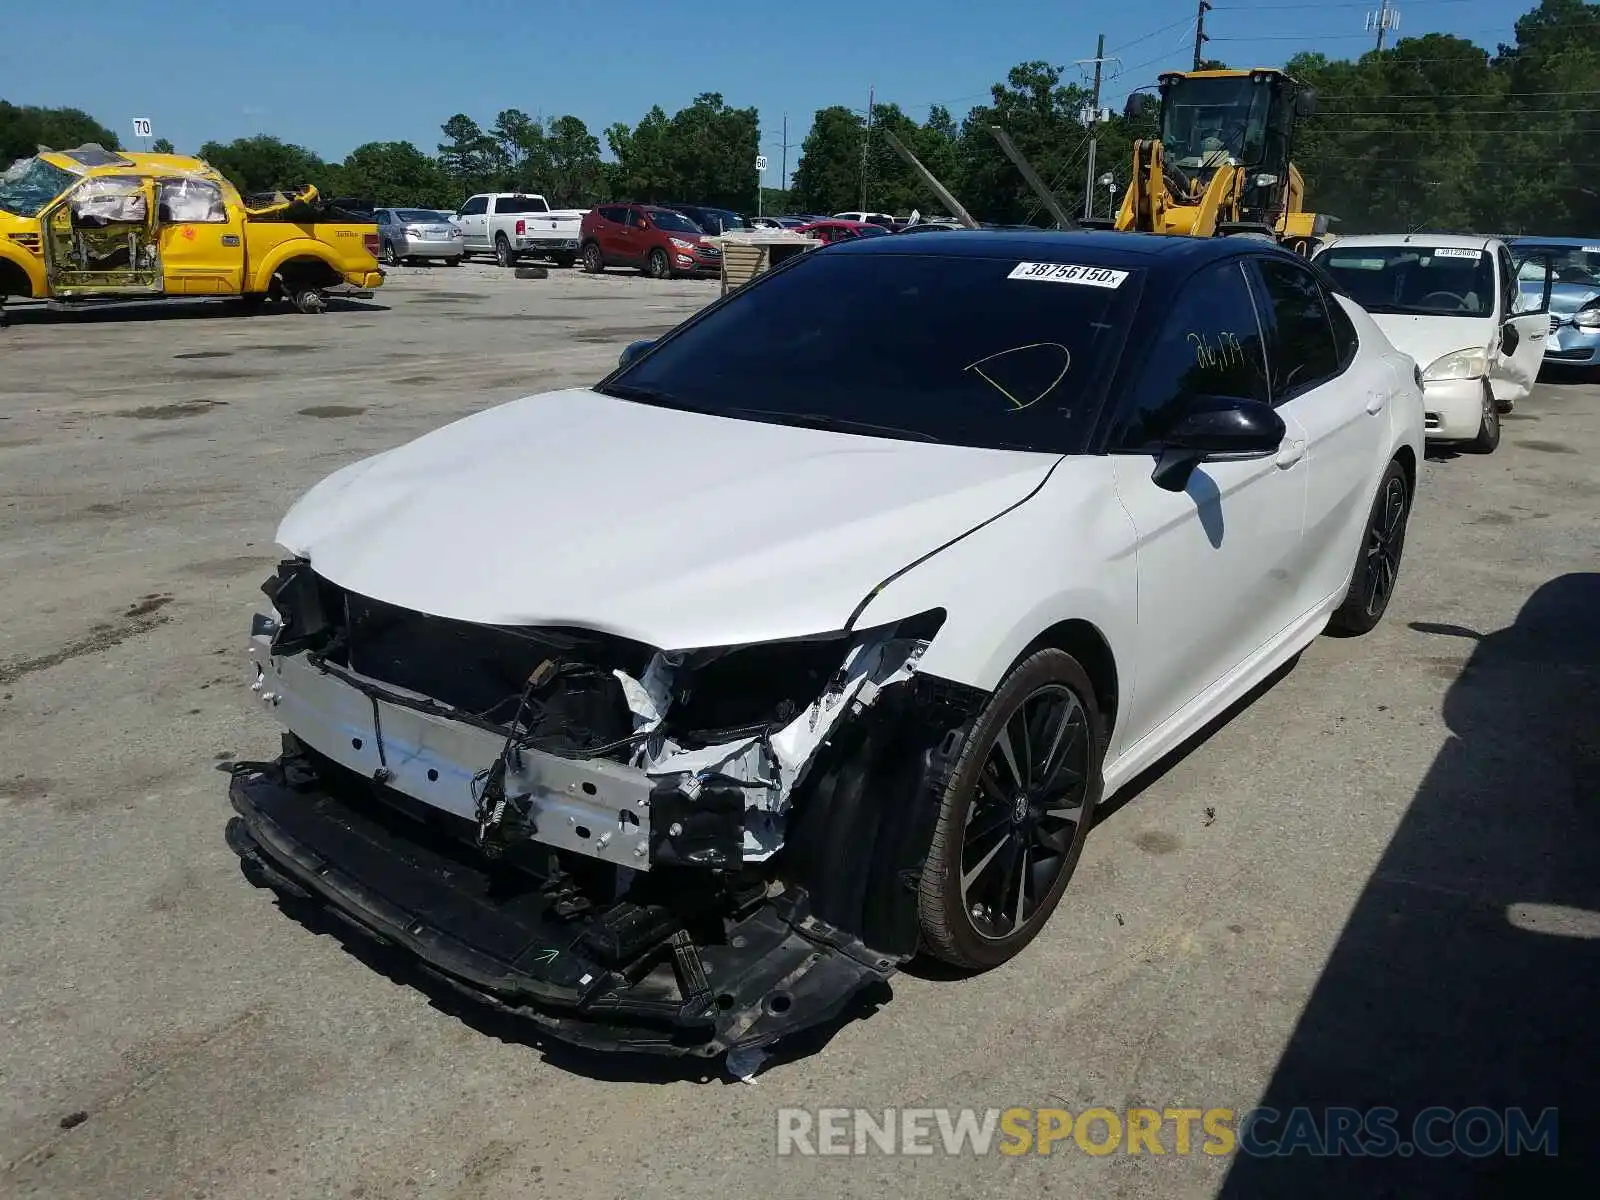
(1114, 68, 1330, 255)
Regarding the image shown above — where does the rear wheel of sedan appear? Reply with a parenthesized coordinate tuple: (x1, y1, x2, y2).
(382, 241, 401, 267)
(1328, 458, 1410, 636)
(582, 243, 605, 273)
(1469, 381, 1501, 453)
(917, 648, 1104, 970)
(647, 248, 671, 279)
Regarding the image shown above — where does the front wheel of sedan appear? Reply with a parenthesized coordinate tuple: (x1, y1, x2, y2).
(1327, 458, 1411, 636)
(918, 648, 1105, 970)
(1469, 381, 1501, 453)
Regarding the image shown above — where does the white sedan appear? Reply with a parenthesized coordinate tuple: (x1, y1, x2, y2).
(1313, 233, 1552, 451)
(228, 232, 1424, 1063)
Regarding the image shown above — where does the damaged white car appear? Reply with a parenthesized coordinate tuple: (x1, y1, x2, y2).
(228, 231, 1423, 1062)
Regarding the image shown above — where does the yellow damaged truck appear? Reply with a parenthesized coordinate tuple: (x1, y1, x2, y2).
(0, 143, 383, 324)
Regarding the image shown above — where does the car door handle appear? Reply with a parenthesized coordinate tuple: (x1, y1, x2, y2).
(1275, 438, 1306, 468)
(1366, 391, 1387, 415)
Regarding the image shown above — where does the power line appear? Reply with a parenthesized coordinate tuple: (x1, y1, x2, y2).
(1210, 28, 1507, 40)
(1108, 15, 1197, 57)
(1211, 0, 1477, 7)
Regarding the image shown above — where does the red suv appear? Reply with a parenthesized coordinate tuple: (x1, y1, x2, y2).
(579, 204, 723, 278)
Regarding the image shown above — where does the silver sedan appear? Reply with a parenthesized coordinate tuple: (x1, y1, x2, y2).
(375, 208, 464, 265)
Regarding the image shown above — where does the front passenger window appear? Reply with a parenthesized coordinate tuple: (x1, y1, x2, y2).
(1111, 260, 1270, 451)
(1253, 259, 1342, 401)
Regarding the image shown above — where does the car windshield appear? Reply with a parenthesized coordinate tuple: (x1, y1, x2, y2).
(596, 250, 1139, 453)
(648, 209, 704, 234)
(1515, 244, 1600, 287)
(0, 155, 78, 216)
(395, 208, 444, 222)
(1161, 75, 1271, 171)
(1316, 245, 1496, 318)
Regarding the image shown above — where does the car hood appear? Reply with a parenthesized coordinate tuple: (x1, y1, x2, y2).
(276, 388, 1060, 650)
(1367, 313, 1496, 369)
(1533, 280, 1600, 315)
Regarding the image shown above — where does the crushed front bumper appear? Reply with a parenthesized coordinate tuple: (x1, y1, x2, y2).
(227, 750, 899, 1059)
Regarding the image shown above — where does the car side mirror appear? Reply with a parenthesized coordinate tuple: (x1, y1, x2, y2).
(1151, 397, 1286, 492)
(1502, 322, 1520, 355)
(619, 339, 655, 369)
(1295, 88, 1318, 118)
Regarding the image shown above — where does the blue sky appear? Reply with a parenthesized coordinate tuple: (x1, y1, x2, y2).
(6, 0, 1524, 183)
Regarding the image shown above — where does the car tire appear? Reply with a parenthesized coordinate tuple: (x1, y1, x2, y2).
(1327, 458, 1411, 636)
(382, 241, 400, 267)
(494, 234, 517, 268)
(445, 256, 460, 267)
(917, 648, 1105, 970)
(1469, 381, 1501, 453)
(582, 243, 605, 274)
(647, 248, 671, 280)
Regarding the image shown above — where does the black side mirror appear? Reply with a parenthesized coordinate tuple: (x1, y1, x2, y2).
(1123, 92, 1155, 121)
(1502, 322, 1520, 355)
(1295, 87, 1318, 118)
(1151, 396, 1286, 492)
(619, 339, 655, 369)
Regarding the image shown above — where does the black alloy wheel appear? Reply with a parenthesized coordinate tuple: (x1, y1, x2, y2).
(918, 648, 1104, 969)
(1329, 458, 1411, 635)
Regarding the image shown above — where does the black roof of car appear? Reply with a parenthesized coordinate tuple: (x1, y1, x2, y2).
(829, 229, 1307, 275)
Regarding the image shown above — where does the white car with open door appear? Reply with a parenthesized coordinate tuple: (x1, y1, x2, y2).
(1313, 234, 1553, 452)
(228, 232, 1422, 1068)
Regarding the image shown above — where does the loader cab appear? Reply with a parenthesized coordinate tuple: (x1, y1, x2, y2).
(1150, 69, 1312, 223)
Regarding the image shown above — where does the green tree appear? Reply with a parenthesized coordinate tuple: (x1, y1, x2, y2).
(437, 113, 494, 194)
(544, 115, 606, 204)
(0, 102, 120, 162)
(490, 108, 551, 191)
(957, 62, 1093, 224)
(151, 137, 176, 154)
(195, 134, 333, 195)
(606, 105, 674, 201)
(660, 93, 760, 210)
(340, 140, 450, 207)
(791, 106, 866, 213)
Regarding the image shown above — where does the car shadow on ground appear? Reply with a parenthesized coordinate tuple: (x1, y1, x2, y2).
(2, 296, 388, 325)
(1218, 572, 1600, 1196)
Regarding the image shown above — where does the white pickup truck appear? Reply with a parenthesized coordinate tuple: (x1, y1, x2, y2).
(453, 193, 586, 268)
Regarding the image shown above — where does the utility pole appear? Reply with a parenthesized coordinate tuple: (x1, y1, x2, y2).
(1084, 33, 1106, 222)
(1366, 0, 1400, 51)
(1193, 0, 1212, 70)
(781, 113, 789, 196)
(859, 85, 875, 211)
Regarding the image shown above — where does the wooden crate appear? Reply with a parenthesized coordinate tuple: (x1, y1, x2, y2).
(716, 230, 818, 294)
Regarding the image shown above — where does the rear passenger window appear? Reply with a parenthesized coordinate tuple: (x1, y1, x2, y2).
(1325, 289, 1358, 368)
(597, 206, 626, 224)
(1111, 259, 1271, 451)
(1252, 259, 1342, 402)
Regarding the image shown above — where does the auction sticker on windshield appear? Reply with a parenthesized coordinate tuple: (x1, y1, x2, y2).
(1008, 262, 1129, 288)
(1432, 247, 1483, 259)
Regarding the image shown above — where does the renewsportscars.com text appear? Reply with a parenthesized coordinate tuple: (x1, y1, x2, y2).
(775, 1106, 1559, 1158)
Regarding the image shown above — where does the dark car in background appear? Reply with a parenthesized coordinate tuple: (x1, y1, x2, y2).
(579, 204, 723, 278)
(664, 204, 750, 235)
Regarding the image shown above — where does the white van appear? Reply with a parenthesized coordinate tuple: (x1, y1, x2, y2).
(1313, 234, 1553, 451)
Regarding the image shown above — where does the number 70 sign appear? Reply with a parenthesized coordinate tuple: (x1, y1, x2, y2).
(132, 118, 152, 138)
